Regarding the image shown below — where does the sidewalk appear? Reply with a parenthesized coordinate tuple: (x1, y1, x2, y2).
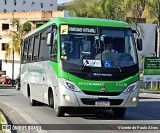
(140, 89, 160, 94)
(0, 85, 15, 89)
(0, 110, 11, 133)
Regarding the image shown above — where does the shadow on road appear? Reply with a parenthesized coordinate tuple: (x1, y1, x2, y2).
(64, 101, 160, 120)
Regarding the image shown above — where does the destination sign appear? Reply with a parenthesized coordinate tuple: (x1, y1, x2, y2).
(60, 25, 97, 34)
(69, 27, 97, 34)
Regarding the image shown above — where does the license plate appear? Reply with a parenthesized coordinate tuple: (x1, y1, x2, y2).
(95, 100, 110, 106)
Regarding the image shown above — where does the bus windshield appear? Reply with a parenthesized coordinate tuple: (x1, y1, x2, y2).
(60, 26, 137, 68)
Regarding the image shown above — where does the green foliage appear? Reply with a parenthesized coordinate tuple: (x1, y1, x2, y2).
(63, 0, 159, 26)
(152, 20, 158, 24)
(69, 0, 126, 21)
(23, 21, 31, 32)
(146, 0, 160, 25)
(58, 3, 70, 11)
(124, 0, 146, 18)
(145, 0, 160, 57)
(5, 18, 32, 60)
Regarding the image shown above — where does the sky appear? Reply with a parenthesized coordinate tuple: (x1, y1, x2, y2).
(57, 0, 72, 4)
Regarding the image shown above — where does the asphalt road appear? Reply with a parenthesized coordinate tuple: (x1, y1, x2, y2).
(0, 88, 160, 133)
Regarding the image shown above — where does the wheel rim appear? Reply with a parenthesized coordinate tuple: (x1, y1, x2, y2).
(49, 92, 54, 106)
(55, 105, 59, 114)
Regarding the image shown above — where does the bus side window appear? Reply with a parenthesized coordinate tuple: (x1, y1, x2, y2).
(50, 29, 57, 61)
(33, 35, 40, 61)
(27, 38, 34, 62)
(39, 31, 49, 60)
(22, 40, 28, 63)
(39, 33, 43, 60)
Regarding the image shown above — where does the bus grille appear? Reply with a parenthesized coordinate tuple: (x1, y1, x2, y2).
(81, 98, 123, 105)
(82, 91, 122, 96)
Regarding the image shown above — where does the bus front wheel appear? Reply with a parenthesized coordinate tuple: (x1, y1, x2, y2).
(112, 108, 126, 118)
(48, 90, 54, 108)
(55, 106, 65, 117)
(30, 94, 37, 106)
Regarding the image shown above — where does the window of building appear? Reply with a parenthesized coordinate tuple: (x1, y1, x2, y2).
(40, 3, 43, 8)
(32, 2, 34, 5)
(14, 0, 16, 5)
(1, 43, 8, 51)
(50, 4, 53, 6)
(2, 23, 9, 30)
(36, 24, 43, 28)
(4, 9, 6, 13)
(4, 0, 7, 5)
(14, 10, 16, 12)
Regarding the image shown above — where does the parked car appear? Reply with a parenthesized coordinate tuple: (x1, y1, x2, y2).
(0, 76, 11, 84)
(15, 74, 20, 90)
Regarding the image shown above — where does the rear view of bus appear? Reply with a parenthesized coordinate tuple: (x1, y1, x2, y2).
(21, 17, 142, 117)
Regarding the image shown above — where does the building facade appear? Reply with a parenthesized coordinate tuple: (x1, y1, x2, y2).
(0, 10, 69, 79)
(0, 0, 57, 12)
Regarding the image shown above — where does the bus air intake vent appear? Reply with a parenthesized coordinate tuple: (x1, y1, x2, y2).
(82, 91, 122, 96)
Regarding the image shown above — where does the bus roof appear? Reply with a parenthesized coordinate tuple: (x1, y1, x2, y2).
(24, 17, 130, 39)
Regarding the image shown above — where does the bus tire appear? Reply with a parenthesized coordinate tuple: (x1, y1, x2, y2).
(112, 108, 126, 118)
(30, 97, 37, 106)
(55, 106, 65, 117)
(37, 102, 44, 106)
(16, 83, 20, 90)
(48, 89, 54, 108)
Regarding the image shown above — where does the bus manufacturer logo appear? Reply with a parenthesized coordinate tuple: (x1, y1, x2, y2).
(101, 86, 106, 92)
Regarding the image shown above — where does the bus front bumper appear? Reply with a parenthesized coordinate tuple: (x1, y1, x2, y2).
(55, 80, 140, 108)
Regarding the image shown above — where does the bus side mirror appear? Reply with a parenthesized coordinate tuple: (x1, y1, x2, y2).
(47, 33, 52, 46)
(132, 30, 140, 36)
(137, 38, 143, 51)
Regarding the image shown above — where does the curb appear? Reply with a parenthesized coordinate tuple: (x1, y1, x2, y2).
(0, 85, 15, 89)
(140, 91, 160, 94)
(0, 111, 11, 133)
(0, 102, 48, 133)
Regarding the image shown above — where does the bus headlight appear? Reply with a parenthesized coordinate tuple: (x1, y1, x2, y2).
(60, 78, 81, 92)
(124, 82, 139, 93)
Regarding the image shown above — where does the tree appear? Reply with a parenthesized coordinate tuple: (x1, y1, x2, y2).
(5, 18, 31, 60)
(145, 0, 160, 90)
(124, 0, 146, 38)
(69, 0, 92, 17)
(95, 0, 126, 20)
(69, 0, 126, 20)
(125, 0, 146, 18)
(145, 0, 160, 56)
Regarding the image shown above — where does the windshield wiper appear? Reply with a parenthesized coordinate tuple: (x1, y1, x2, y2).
(80, 59, 89, 71)
(106, 52, 122, 72)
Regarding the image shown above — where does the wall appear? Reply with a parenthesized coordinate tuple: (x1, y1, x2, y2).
(2, 60, 20, 79)
(0, 11, 68, 21)
(0, 0, 57, 12)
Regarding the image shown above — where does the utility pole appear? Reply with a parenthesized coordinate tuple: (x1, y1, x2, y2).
(156, 26, 160, 90)
(12, 48, 14, 86)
